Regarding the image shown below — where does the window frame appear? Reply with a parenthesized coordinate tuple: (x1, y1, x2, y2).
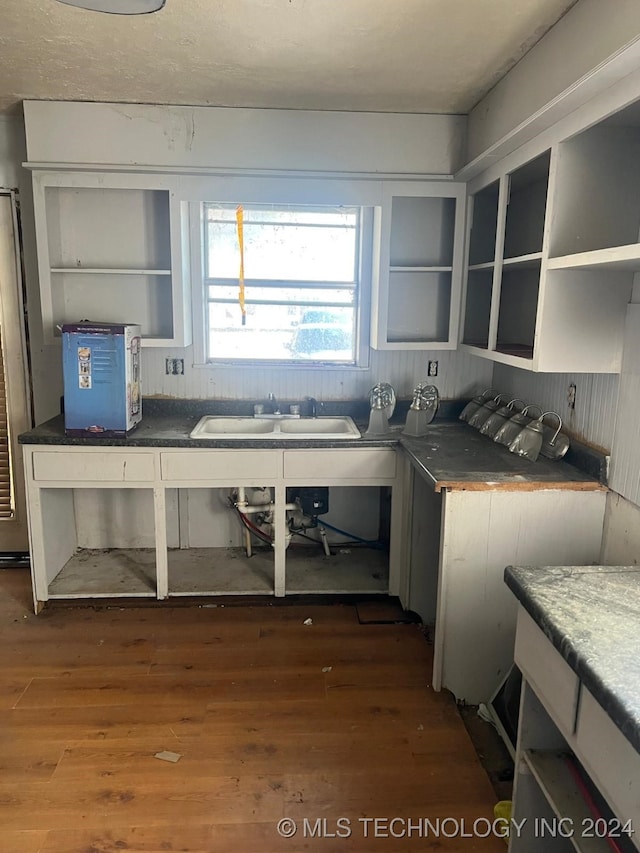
(190, 201, 372, 369)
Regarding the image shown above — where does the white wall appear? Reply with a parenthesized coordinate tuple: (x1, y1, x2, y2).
(142, 346, 492, 403)
(22, 101, 488, 412)
(491, 365, 619, 453)
(24, 101, 466, 176)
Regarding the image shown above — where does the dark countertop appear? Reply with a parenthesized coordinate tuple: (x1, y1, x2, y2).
(505, 565, 640, 754)
(400, 425, 603, 492)
(17, 412, 399, 450)
(19, 408, 604, 491)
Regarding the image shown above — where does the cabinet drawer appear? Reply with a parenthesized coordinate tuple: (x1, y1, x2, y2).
(284, 449, 397, 480)
(576, 687, 640, 831)
(32, 451, 155, 482)
(161, 450, 280, 482)
(514, 606, 580, 740)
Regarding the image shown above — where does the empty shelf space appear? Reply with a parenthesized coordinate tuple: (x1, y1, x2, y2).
(167, 547, 274, 596)
(523, 750, 624, 853)
(495, 343, 534, 359)
(48, 548, 157, 598)
(285, 547, 389, 594)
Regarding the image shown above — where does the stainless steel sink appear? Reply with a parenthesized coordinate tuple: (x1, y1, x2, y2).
(189, 415, 361, 440)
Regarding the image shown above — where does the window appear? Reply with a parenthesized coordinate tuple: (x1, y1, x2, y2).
(201, 203, 370, 365)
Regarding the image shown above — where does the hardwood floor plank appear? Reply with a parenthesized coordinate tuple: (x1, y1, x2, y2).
(0, 778, 285, 831)
(0, 830, 48, 853)
(0, 572, 505, 851)
(16, 668, 326, 708)
(0, 704, 204, 741)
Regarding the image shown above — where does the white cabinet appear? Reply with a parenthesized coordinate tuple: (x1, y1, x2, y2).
(30, 172, 192, 347)
(403, 478, 606, 705)
(371, 181, 466, 349)
(23, 444, 402, 609)
(510, 607, 640, 852)
(461, 98, 640, 373)
(461, 151, 551, 368)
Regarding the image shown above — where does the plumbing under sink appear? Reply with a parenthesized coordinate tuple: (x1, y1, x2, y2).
(189, 415, 361, 440)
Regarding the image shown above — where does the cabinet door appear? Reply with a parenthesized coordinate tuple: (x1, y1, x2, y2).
(31, 172, 192, 348)
(371, 181, 466, 350)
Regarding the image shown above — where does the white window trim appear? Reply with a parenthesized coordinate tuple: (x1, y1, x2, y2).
(190, 201, 372, 369)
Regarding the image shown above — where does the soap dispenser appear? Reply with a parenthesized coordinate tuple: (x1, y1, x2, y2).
(402, 383, 439, 437)
(365, 382, 396, 435)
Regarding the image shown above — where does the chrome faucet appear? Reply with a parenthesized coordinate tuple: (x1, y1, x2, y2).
(305, 396, 318, 418)
(268, 392, 281, 415)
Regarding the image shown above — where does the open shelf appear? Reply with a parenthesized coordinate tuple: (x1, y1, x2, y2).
(389, 196, 456, 267)
(386, 271, 452, 343)
(285, 546, 388, 594)
(50, 267, 172, 275)
(548, 243, 640, 272)
(48, 548, 157, 598)
(167, 547, 274, 596)
(372, 182, 464, 350)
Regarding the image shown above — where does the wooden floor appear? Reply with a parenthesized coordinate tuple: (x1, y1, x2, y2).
(0, 569, 505, 852)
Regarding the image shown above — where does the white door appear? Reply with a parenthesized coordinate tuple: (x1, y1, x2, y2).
(0, 192, 32, 552)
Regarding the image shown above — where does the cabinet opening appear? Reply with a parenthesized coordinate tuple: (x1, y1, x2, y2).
(462, 268, 493, 348)
(387, 271, 451, 343)
(42, 487, 158, 598)
(51, 272, 174, 340)
(284, 485, 390, 594)
(550, 116, 640, 258)
(496, 264, 540, 359)
(390, 197, 455, 267)
(468, 180, 500, 267)
(166, 487, 275, 596)
(45, 187, 171, 270)
(504, 150, 550, 259)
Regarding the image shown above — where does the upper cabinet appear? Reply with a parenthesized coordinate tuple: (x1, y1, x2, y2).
(371, 181, 466, 350)
(460, 102, 640, 373)
(31, 172, 192, 348)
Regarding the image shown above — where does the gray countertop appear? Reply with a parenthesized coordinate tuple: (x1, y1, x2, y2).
(505, 565, 640, 754)
(399, 425, 603, 492)
(19, 414, 603, 491)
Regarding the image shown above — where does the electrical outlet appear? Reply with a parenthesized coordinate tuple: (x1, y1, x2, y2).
(165, 358, 185, 375)
(567, 383, 576, 409)
(428, 360, 438, 377)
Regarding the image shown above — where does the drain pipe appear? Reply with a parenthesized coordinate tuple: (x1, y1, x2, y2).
(234, 488, 298, 555)
(236, 487, 252, 558)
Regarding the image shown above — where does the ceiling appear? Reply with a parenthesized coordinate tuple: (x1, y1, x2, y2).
(1, 0, 578, 117)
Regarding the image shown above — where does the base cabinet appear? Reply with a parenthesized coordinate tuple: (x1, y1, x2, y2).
(403, 469, 606, 705)
(24, 445, 402, 608)
(510, 607, 640, 852)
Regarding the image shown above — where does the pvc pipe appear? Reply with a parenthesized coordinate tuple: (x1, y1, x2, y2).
(319, 526, 331, 557)
(236, 487, 252, 558)
(240, 502, 297, 514)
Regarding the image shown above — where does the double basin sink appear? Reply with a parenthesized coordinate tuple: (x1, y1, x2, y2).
(190, 415, 362, 440)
